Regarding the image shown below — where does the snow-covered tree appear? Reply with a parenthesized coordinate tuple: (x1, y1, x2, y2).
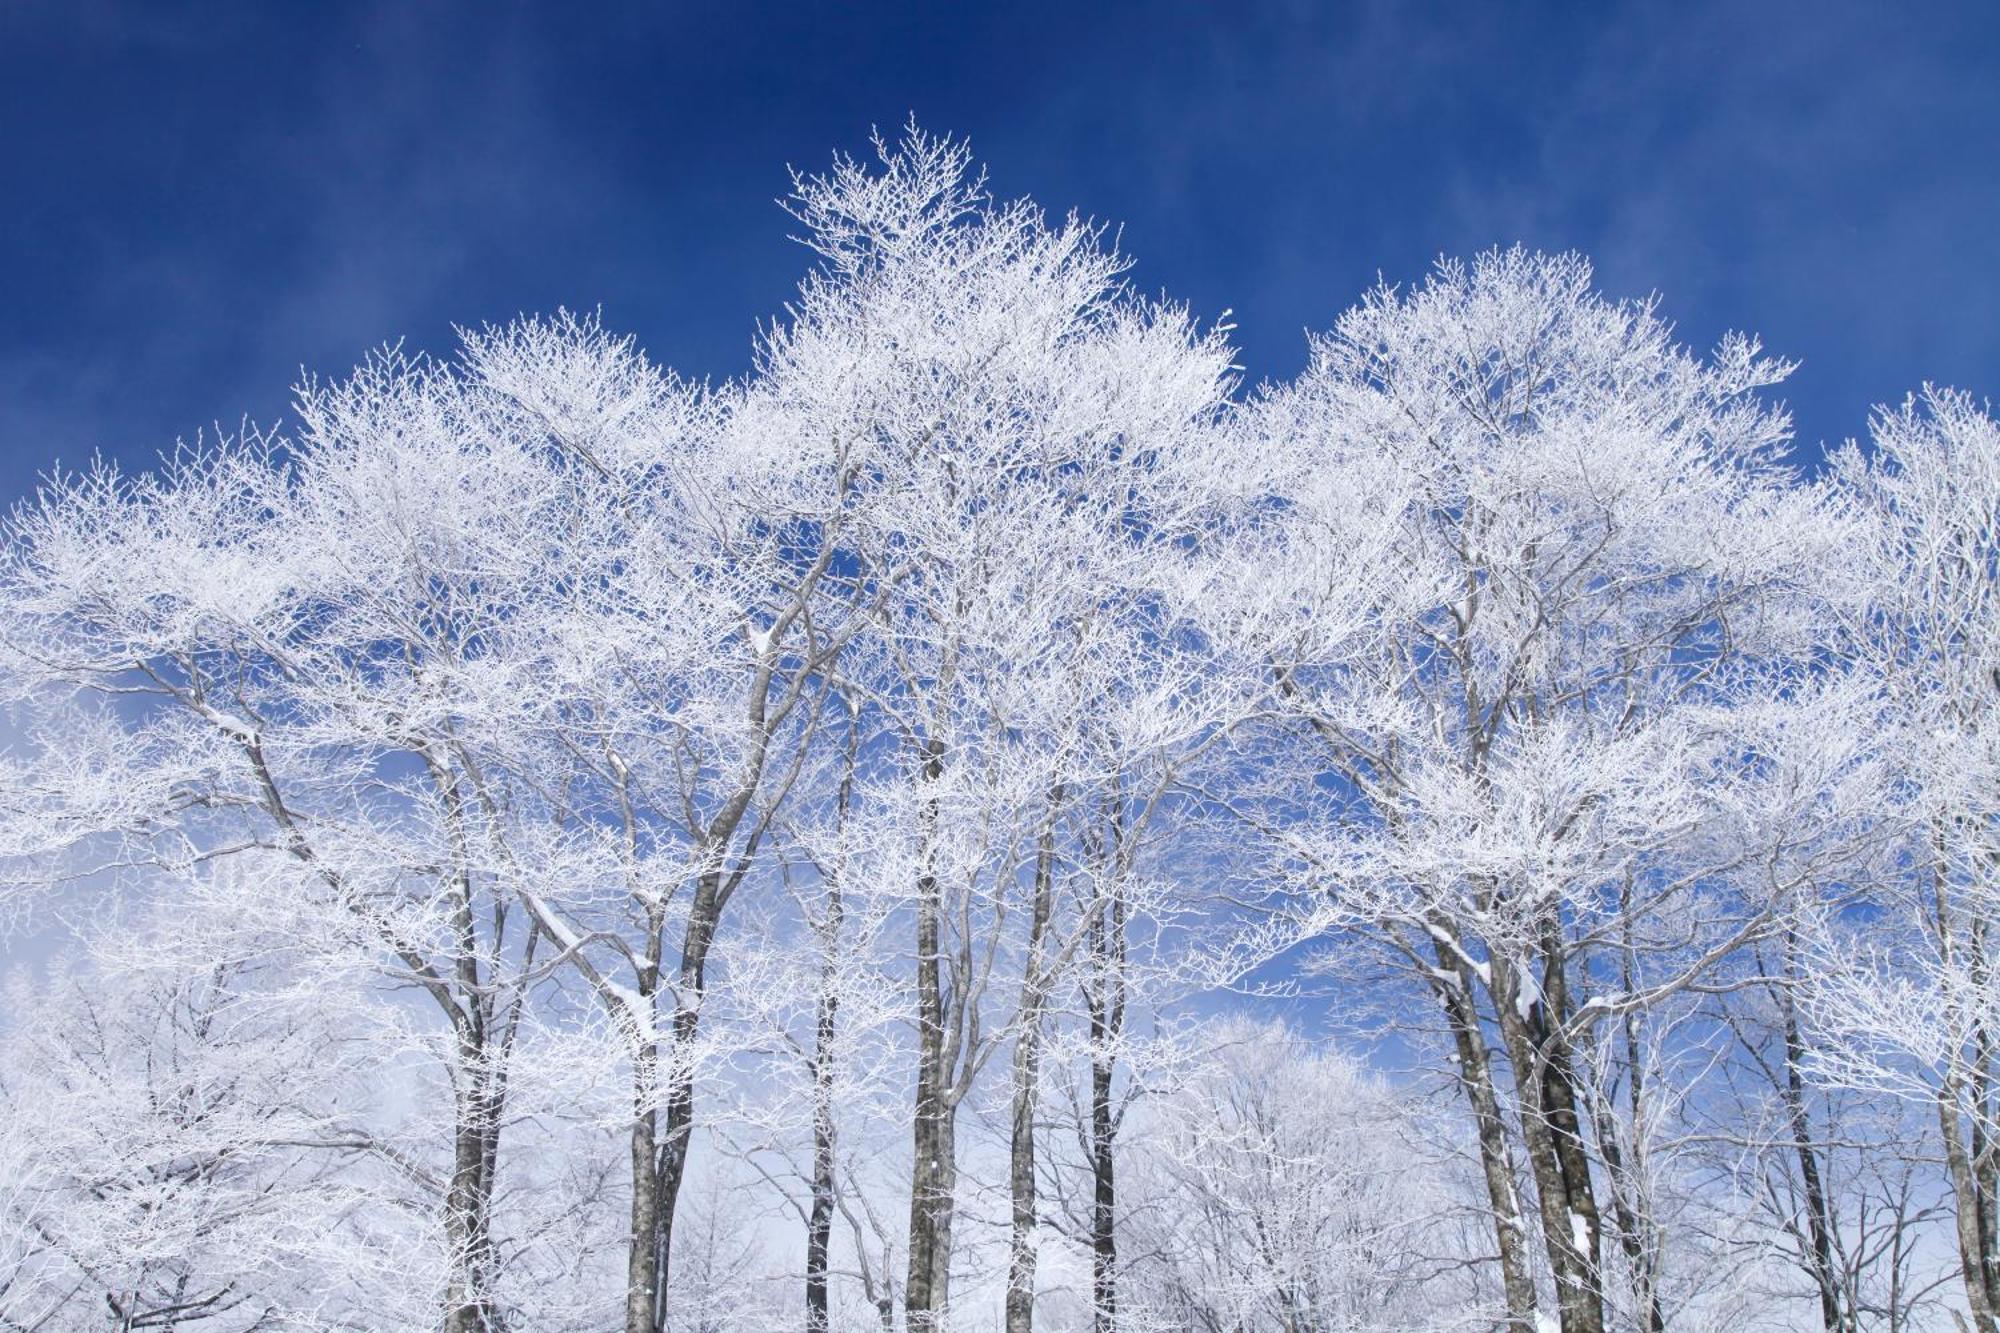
(0, 891, 420, 1331)
(1803, 387, 2000, 1332)
(760, 124, 1238, 1333)
(0, 313, 772, 1331)
(1115, 1018, 1475, 1333)
(1215, 248, 1847, 1333)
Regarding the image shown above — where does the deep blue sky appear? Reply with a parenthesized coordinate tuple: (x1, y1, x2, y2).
(3, 0, 1996, 505)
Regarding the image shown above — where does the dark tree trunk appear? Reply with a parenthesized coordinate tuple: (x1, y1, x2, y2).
(1778, 934, 1846, 1333)
(1006, 791, 1061, 1333)
(1493, 939, 1607, 1333)
(625, 865, 729, 1333)
(1087, 863, 1126, 1333)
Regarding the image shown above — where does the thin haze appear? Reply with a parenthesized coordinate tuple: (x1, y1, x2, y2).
(2, 0, 1994, 500)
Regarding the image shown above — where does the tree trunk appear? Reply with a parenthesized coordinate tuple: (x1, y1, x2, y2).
(1933, 838, 2000, 1333)
(442, 838, 503, 1333)
(806, 880, 842, 1333)
(1942, 1084, 2000, 1333)
(1589, 1099, 1663, 1333)
(623, 887, 670, 1333)
(808, 718, 860, 1333)
(1970, 914, 2000, 1319)
(1492, 944, 1606, 1333)
(622, 864, 728, 1333)
(905, 1108, 962, 1326)
(625, 1053, 663, 1333)
(625, 625, 791, 1333)
(1090, 1052, 1117, 1333)
(444, 1039, 503, 1333)
(1584, 923, 1665, 1333)
(1004, 1025, 1043, 1333)
(1591, 885, 1666, 1333)
(1006, 791, 1061, 1333)
(1087, 863, 1126, 1333)
(435, 971, 508, 1325)
(1430, 937, 1538, 1332)
(906, 737, 952, 1333)
(1775, 935, 1846, 1333)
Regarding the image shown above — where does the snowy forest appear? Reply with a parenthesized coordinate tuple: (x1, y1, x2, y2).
(0, 126, 1994, 1333)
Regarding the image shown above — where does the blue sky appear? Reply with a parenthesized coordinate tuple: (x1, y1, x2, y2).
(2, 0, 1995, 505)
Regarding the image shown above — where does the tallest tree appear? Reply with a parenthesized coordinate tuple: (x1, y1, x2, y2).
(761, 125, 1236, 1332)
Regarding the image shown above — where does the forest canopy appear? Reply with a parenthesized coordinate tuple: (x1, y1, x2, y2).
(0, 126, 1994, 1333)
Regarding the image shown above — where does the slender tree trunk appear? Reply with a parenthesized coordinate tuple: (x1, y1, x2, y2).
(931, 1140, 961, 1317)
(906, 737, 952, 1333)
(1971, 914, 2000, 1317)
(623, 626, 794, 1333)
(806, 879, 842, 1333)
(624, 885, 669, 1333)
(807, 717, 860, 1333)
(235, 703, 524, 1333)
(441, 829, 503, 1333)
(1087, 862, 1126, 1333)
(1775, 935, 1845, 1333)
(1785, 1046, 1843, 1333)
(1588, 908, 1665, 1333)
(1590, 1094, 1663, 1333)
(1538, 936, 1607, 1295)
(654, 888, 724, 1333)
(1602, 887, 1666, 1333)
(1005, 792, 1061, 1333)
(625, 1045, 663, 1333)
(1942, 1084, 2000, 1333)
(1430, 937, 1537, 1331)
